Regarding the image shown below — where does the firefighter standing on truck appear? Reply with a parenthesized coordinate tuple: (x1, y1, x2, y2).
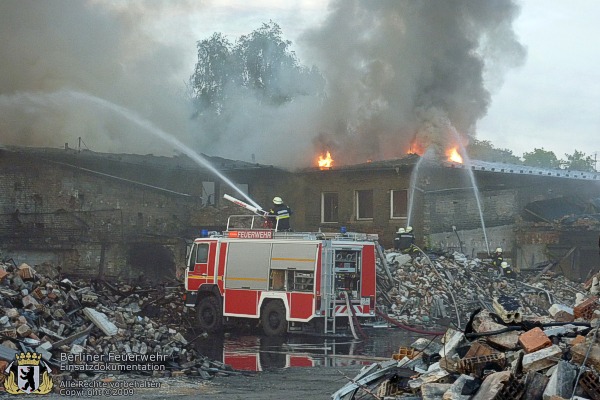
(269, 196, 292, 231)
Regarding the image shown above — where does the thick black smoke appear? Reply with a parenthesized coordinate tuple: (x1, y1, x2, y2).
(0, 1, 525, 168)
(301, 0, 526, 164)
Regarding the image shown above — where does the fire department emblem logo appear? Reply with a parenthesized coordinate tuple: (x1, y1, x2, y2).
(3, 352, 53, 395)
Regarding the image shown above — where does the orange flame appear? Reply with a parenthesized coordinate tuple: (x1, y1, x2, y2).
(446, 147, 463, 163)
(408, 139, 426, 156)
(318, 151, 333, 169)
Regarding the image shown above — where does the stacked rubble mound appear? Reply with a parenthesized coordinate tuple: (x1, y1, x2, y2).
(378, 250, 587, 328)
(334, 252, 600, 399)
(334, 305, 600, 399)
(0, 261, 238, 389)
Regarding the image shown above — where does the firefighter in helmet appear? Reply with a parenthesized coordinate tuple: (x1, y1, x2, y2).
(500, 261, 516, 279)
(491, 247, 504, 269)
(394, 226, 416, 254)
(269, 196, 293, 231)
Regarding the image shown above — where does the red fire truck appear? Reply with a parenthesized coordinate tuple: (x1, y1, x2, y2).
(183, 214, 379, 336)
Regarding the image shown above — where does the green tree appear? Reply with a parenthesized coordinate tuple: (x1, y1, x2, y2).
(234, 21, 296, 104)
(466, 138, 521, 164)
(191, 33, 233, 114)
(190, 21, 324, 114)
(522, 148, 561, 169)
(562, 150, 596, 172)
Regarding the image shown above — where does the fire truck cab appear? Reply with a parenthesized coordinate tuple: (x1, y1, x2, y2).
(183, 215, 378, 336)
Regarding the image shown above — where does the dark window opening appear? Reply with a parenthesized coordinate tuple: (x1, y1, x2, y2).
(356, 190, 373, 220)
(322, 192, 338, 223)
(391, 190, 408, 219)
(128, 244, 175, 283)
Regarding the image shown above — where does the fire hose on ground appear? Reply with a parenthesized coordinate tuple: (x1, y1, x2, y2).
(375, 309, 446, 336)
(341, 291, 368, 340)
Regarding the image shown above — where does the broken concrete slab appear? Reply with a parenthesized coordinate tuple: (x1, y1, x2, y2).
(442, 374, 475, 400)
(0, 343, 18, 363)
(408, 369, 450, 390)
(471, 371, 511, 400)
(83, 307, 118, 336)
(471, 310, 521, 349)
(542, 360, 576, 400)
(522, 345, 562, 372)
(571, 342, 600, 370)
(421, 383, 452, 399)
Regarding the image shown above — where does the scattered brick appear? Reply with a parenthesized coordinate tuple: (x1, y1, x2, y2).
(519, 327, 552, 353)
(580, 370, 600, 400)
(573, 296, 599, 320)
(457, 353, 506, 377)
(393, 346, 417, 360)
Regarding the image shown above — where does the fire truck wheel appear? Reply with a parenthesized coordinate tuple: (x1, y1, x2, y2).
(261, 301, 287, 336)
(197, 296, 223, 332)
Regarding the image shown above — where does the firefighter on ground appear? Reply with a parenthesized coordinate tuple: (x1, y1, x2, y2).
(394, 226, 416, 254)
(500, 261, 516, 279)
(491, 247, 504, 268)
(269, 197, 292, 231)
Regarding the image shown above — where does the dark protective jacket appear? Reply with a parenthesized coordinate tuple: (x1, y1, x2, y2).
(394, 232, 415, 252)
(269, 204, 292, 231)
(501, 263, 517, 279)
(491, 252, 504, 268)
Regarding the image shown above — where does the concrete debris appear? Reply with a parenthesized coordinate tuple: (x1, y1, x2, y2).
(333, 309, 599, 398)
(377, 250, 596, 328)
(0, 260, 243, 389)
(333, 250, 600, 399)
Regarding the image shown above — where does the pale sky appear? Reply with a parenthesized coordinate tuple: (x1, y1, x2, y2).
(476, 1, 600, 160)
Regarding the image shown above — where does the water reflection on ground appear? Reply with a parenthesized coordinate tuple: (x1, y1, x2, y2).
(192, 327, 428, 371)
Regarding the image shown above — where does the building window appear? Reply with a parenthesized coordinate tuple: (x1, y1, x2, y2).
(390, 189, 408, 219)
(356, 190, 373, 220)
(201, 182, 215, 206)
(321, 192, 338, 223)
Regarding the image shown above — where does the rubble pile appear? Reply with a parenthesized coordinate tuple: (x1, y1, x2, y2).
(335, 251, 600, 399)
(0, 261, 237, 386)
(333, 305, 600, 399)
(378, 251, 588, 328)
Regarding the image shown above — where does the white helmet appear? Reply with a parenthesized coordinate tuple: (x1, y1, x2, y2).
(501, 261, 508, 268)
(397, 228, 405, 233)
(406, 226, 413, 233)
(495, 247, 503, 253)
(273, 197, 283, 205)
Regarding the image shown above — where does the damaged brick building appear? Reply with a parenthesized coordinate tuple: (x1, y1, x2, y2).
(292, 157, 600, 281)
(2, 146, 599, 282)
(0, 146, 290, 281)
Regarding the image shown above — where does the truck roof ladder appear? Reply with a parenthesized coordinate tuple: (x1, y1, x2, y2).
(322, 244, 337, 335)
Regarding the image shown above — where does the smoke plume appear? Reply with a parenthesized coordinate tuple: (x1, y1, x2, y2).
(0, 0, 198, 155)
(0, 1, 525, 168)
(301, 0, 526, 164)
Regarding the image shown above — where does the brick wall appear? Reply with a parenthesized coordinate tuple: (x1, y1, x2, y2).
(2, 148, 599, 279)
(0, 149, 281, 279)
